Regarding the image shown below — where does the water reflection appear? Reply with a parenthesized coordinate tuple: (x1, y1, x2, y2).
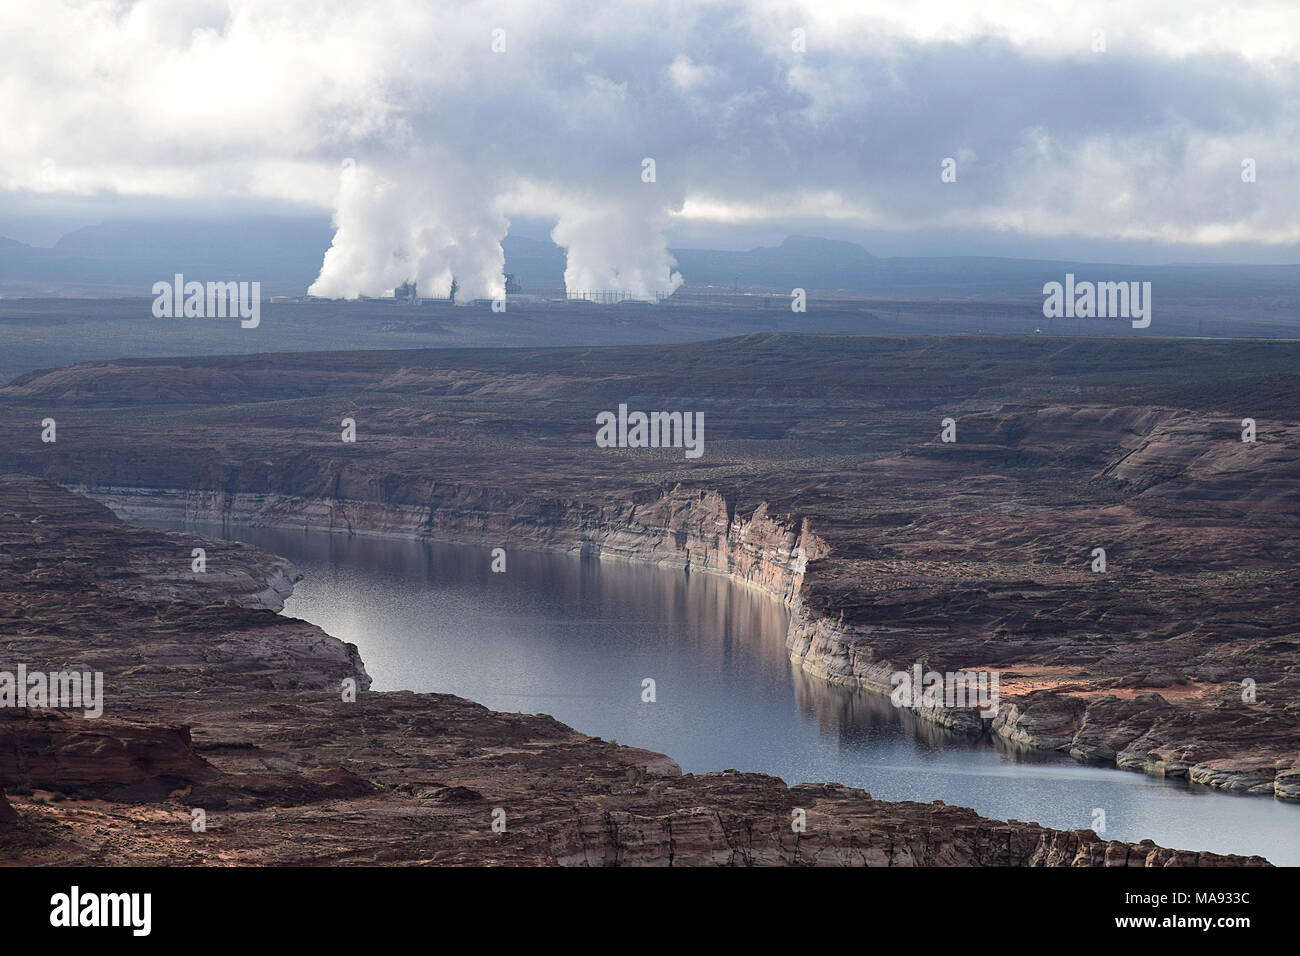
(145, 519, 1300, 865)
(788, 663, 1068, 766)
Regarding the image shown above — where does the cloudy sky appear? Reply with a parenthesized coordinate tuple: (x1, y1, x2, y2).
(1, 0, 1297, 297)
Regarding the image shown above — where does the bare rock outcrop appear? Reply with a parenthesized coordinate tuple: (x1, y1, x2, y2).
(2, 336, 1297, 807)
(0, 476, 1268, 866)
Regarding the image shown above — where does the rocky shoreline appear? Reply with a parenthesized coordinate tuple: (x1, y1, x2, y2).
(78, 478, 1300, 801)
(2, 335, 1297, 817)
(0, 475, 1270, 865)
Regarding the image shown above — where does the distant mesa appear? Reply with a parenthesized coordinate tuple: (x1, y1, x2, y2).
(774, 235, 876, 259)
(2, 221, 1300, 314)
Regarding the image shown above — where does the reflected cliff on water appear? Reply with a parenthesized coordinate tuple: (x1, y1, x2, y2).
(786, 664, 1061, 765)
(143, 518, 1300, 864)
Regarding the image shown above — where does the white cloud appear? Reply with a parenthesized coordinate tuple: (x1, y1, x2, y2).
(669, 55, 715, 91)
(1, 0, 1298, 297)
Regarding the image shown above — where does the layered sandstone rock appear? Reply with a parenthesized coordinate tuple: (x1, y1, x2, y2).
(0, 476, 1267, 866)
(2, 335, 1297, 803)
(80, 484, 828, 604)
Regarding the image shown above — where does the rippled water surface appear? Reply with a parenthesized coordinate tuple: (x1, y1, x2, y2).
(157, 521, 1300, 865)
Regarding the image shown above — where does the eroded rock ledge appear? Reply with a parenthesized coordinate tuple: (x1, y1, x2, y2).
(82, 482, 825, 603)
(0, 475, 1265, 865)
(3, 337, 1297, 811)
(80, 475, 1300, 802)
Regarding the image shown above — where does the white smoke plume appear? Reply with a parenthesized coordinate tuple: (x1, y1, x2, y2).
(551, 193, 684, 300)
(311, 157, 510, 302)
(3, 0, 1300, 295)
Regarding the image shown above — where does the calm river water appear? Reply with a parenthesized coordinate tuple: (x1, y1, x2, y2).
(158, 521, 1300, 865)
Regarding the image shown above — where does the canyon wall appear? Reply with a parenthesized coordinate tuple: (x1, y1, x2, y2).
(70, 477, 1299, 801)
(12, 475, 1264, 865)
(76, 482, 828, 604)
(69, 481, 1047, 743)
